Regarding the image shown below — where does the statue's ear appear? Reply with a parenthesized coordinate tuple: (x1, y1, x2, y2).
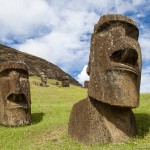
(86, 66, 90, 76)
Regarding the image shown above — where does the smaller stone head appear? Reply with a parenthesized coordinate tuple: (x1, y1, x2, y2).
(0, 61, 31, 126)
(41, 72, 47, 83)
(84, 80, 89, 88)
(62, 76, 70, 87)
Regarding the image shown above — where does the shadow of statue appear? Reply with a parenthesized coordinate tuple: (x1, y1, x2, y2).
(135, 113, 150, 138)
(31, 113, 44, 125)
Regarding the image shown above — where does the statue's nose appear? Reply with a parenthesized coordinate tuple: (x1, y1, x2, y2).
(10, 71, 21, 93)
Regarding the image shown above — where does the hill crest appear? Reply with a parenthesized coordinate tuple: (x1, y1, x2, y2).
(0, 44, 81, 86)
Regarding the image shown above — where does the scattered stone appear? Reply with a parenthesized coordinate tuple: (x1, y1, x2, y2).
(0, 61, 31, 126)
(62, 76, 70, 87)
(68, 14, 142, 144)
(32, 80, 41, 86)
(40, 72, 49, 87)
(56, 81, 59, 85)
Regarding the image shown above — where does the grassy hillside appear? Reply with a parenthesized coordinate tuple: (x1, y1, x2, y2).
(0, 76, 149, 150)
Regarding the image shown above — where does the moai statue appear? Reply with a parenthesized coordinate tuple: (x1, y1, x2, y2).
(0, 61, 31, 126)
(40, 72, 48, 87)
(68, 14, 142, 144)
(84, 80, 89, 88)
(56, 81, 59, 85)
(62, 76, 70, 87)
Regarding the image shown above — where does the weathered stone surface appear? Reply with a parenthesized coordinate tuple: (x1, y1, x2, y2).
(62, 76, 70, 87)
(0, 61, 31, 126)
(68, 97, 137, 144)
(68, 14, 141, 144)
(84, 80, 89, 88)
(88, 14, 141, 108)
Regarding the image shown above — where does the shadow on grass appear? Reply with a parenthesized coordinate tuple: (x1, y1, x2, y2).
(135, 113, 150, 138)
(31, 113, 44, 125)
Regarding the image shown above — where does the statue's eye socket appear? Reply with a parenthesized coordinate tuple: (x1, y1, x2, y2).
(19, 71, 28, 79)
(0, 69, 28, 79)
(0, 70, 10, 78)
(20, 74, 28, 79)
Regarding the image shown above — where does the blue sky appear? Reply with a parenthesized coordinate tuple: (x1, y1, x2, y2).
(0, 0, 150, 92)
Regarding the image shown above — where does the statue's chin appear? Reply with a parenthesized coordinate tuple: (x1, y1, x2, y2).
(89, 69, 139, 108)
(5, 108, 31, 126)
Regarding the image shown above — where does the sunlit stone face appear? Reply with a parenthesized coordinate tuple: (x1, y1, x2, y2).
(0, 62, 31, 126)
(41, 73, 47, 83)
(88, 14, 142, 108)
(40, 73, 48, 87)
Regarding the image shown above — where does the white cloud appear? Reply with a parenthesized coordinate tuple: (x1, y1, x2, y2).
(77, 65, 89, 85)
(0, 0, 54, 35)
(140, 73, 150, 93)
(18, 30, 90, 73)
(139, 29, 150, 61)
(142, 67, 150, 74)
(141, 65, 150, 93)
(140, 38, 150, 60)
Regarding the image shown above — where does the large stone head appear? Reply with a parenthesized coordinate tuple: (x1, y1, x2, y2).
(88, 14, 142, 108)
(0, 61, 31, 126)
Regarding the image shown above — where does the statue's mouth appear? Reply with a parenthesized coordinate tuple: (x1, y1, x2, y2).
(7, 93, 28, 109)
(110, 64, 139, 76)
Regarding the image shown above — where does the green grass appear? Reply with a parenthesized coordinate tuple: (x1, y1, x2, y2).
(0, 76, 149, 150)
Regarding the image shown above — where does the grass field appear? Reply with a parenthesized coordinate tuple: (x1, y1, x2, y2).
(0, 76, 149, 150)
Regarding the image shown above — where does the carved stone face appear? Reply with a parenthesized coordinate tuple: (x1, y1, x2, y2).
(62, 76, 69, 87)
(0, 62, 31, 126)
(88, 14, 142, 108)
(41, 73, 47, 83)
